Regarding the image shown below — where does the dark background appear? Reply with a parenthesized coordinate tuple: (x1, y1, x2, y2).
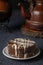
(5, 0, 27, 29)
(7, 0, 31, 29)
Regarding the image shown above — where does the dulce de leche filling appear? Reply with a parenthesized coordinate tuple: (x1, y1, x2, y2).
(8, 38, 37, 58)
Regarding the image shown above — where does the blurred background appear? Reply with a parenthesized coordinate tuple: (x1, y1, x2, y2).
(0, 0, 35, 31)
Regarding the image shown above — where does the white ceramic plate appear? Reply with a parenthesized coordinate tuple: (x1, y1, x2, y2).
(2, 46, 40, 60)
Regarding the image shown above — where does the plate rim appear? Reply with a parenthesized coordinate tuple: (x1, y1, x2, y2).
(2, 46, 40, 60)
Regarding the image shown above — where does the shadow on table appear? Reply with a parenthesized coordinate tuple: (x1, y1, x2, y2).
(28, 48, 43, 62)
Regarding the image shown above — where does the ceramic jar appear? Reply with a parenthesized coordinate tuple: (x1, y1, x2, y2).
(25, 0, 43, 31)
(0, 0, 12, 22)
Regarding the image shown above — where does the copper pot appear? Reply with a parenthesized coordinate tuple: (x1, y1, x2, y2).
(0, 0, 12, 22)
(25, 0, 43, 31)
(18, 1, 32, 19)
(20, 4, 31, 19)
(21, 0, 43, 37)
